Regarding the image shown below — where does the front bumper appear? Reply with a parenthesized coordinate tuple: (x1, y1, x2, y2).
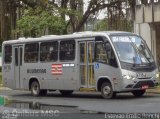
(132, 80, 158, 88)
(118, 77, 159, 92)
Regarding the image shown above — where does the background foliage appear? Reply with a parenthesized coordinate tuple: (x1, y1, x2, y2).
(0, 0, 136, 39)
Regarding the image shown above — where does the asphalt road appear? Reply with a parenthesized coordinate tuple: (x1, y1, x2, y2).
(0, 89, 160, 119)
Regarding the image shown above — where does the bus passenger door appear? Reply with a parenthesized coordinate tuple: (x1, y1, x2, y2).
(79, 41, 96, 88)
(14, 46, 23, 89)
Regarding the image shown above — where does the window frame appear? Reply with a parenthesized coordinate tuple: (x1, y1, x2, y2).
(4, 45, 12, 64)
(40, 41, 58, 62)
(95, 36, 118, 68)
(24, 42, 39, 63)
(95, 41, 110, 65)
(59, 39, 76, 61)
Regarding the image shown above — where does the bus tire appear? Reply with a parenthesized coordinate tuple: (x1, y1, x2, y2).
(59, 90, 73, 96)
(101, 82, 116, 99)
(132, 90, 146, 97)
(31, 81, 41, 96)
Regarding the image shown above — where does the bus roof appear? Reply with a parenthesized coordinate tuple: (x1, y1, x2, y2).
(2, 31, 136, 45)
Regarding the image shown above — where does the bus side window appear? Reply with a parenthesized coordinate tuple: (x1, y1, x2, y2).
(60, 40, 75, 61)
(24, 43, 39, 63)
(95, 42, 109, 64)
(40, 41, 58, 62)
(4, 45, 12, 64)
(95, 41, 118, 68)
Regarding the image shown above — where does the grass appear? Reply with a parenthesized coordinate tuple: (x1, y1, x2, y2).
(147, 76, 160, 93)
(147, 85, 160, 93)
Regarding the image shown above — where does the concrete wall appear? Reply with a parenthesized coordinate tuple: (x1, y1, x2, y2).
(154, 2, 160, 22)
(144, 4, 153, 22)
(134, 2, 160, 65)
(135, 2, 160, 23)
(134, 23, 151, 49)
(135, 5, 143, 23)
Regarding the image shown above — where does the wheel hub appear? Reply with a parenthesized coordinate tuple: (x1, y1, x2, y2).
(33, 85, 38, 95)
(103, 86, 111, 95)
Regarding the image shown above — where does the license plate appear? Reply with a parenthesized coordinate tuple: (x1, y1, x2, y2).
(141, 85, 149, 89)
(136, 73, 147, 79)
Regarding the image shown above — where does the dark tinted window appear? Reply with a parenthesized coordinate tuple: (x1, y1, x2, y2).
(95, 41, 118, 67)
(24, 43, 39, 63)
(95, 42, 109, 64)
(60, 40, 75, 61)
(4, 45, 12, 64)
(15, 48, 18, 66)
(40, 41, 58, 62)
(20, 48, 22, 65)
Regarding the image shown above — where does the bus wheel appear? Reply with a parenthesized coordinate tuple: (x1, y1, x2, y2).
(132, 90, 146, 97)
(31, 81, 41, 96)
(101, 82, 116, 99)
(59, 90, 73, 96)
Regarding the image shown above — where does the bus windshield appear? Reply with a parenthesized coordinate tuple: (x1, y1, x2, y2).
(110, 35, 154, 64)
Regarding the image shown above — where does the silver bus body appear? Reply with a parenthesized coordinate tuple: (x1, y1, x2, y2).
(2, 31, 159, 98)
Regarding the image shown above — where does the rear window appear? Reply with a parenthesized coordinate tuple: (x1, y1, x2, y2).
(4, 45, 12, 64)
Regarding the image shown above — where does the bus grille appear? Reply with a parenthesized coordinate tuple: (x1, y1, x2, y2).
(137, 77, 151, 79)
(133, 81, 155, 88)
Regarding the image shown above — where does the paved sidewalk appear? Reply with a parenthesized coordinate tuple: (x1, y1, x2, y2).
(0, 87, 12, 90)
(0, 84, 12, 90)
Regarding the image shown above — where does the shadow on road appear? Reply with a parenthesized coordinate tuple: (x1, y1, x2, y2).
(11, 91, 158, 100)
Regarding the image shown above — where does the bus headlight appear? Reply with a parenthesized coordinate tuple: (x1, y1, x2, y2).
(123, 75, 134, 80)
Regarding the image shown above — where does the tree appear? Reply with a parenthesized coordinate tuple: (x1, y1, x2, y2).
(95, 19, 107, 31)
(18, 0, 128, 33)
(0, 0, 17, 41)
(68, 0, 126, 32)
(17, 6, 67, 37)
(128, 0, 136, 20)
(0, 0, 137, 40)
